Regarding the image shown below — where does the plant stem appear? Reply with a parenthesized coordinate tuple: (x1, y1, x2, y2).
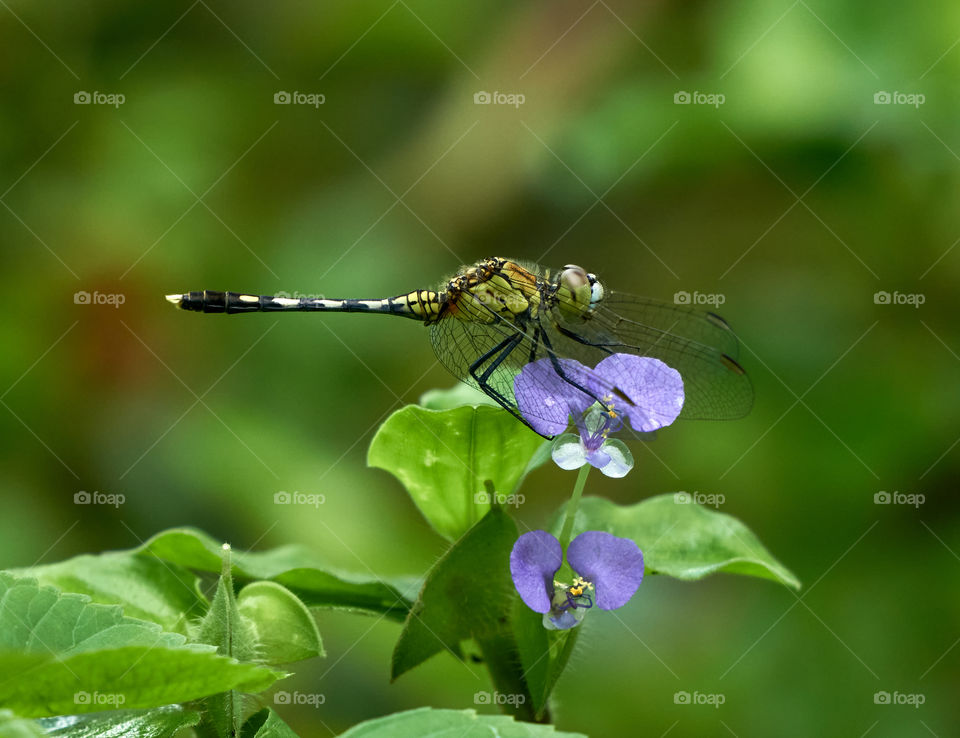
(475, 632, 542, 723)
(557, 464, 590, 550)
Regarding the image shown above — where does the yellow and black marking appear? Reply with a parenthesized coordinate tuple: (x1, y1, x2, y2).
(439, 257, 555, 325)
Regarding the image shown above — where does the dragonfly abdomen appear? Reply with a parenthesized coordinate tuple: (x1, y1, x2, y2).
(166, 289, 443, 321)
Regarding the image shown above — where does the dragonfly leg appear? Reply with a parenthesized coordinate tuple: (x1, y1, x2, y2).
(539, 329, 612, 413)
(527, 326, 541, 364)
(554, 323, 616, 353)
(467, 333, 541, 433)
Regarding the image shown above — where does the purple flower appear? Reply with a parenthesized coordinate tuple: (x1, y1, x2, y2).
(514, 354, 684, 475)
(509, 530, 644, 630)
(552, 406, 634, 477)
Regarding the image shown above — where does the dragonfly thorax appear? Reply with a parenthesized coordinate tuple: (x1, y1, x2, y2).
(442, 258, 543, 325)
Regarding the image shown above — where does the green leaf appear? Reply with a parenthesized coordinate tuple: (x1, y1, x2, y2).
(195, 548, 258, 663)
(391, 507, 517, 677)
(36, 705, 200, 737)
(392, 508, 536, 719)
(10, 553, 205, 634)
(418, 382, 500, 410)
(0, 647, 283, 719)
(0, 572, 183, 653)
(241, 708, 299, 738)
(0, 574, 284, 718)
(337, 707, 587, 737)
(136, 529, 411, 620)
(195, 548, 257, 738)
(553, 494, 800, 589)
(238, 581, 324, 664)
(12, 529, 409, 624)
(368, 405, 544, 541)
(0, 709, 47, 738)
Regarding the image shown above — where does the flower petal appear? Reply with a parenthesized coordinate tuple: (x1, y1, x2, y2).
(567, 531, 644, 610)
(551, 435, 588, 470)
(589, 354, 685, 432)
(595, 439, 633, 478)
(510, 531, 563, 613)
(514, 358, 594, 436)
(584, 447, 611, 470)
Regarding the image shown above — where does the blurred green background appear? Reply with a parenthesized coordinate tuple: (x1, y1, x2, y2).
(1, 1, 957, 735)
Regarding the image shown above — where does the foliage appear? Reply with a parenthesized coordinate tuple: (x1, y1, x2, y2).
(0, 395, 795, 735)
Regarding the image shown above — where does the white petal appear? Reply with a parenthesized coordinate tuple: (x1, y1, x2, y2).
(551, 436, 588, 470)
(598, 439, 634, 478)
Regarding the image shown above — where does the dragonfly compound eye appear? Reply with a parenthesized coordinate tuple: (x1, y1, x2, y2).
(560, 265, 588, 288)
(589, 276, 604, 306)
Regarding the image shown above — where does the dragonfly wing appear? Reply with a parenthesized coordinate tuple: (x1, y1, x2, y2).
(429, 307, 686, 438)
(600, 293, 743, 358)
(544, 295, 754, 420)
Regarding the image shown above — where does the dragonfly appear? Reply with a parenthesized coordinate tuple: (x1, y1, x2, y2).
(166, 257, 752, 437)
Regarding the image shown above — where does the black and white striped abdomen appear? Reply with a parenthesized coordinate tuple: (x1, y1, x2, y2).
(166, 289, 443, 321)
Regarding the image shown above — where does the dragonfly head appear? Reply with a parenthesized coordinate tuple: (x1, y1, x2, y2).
(558, 265, 605, 316)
